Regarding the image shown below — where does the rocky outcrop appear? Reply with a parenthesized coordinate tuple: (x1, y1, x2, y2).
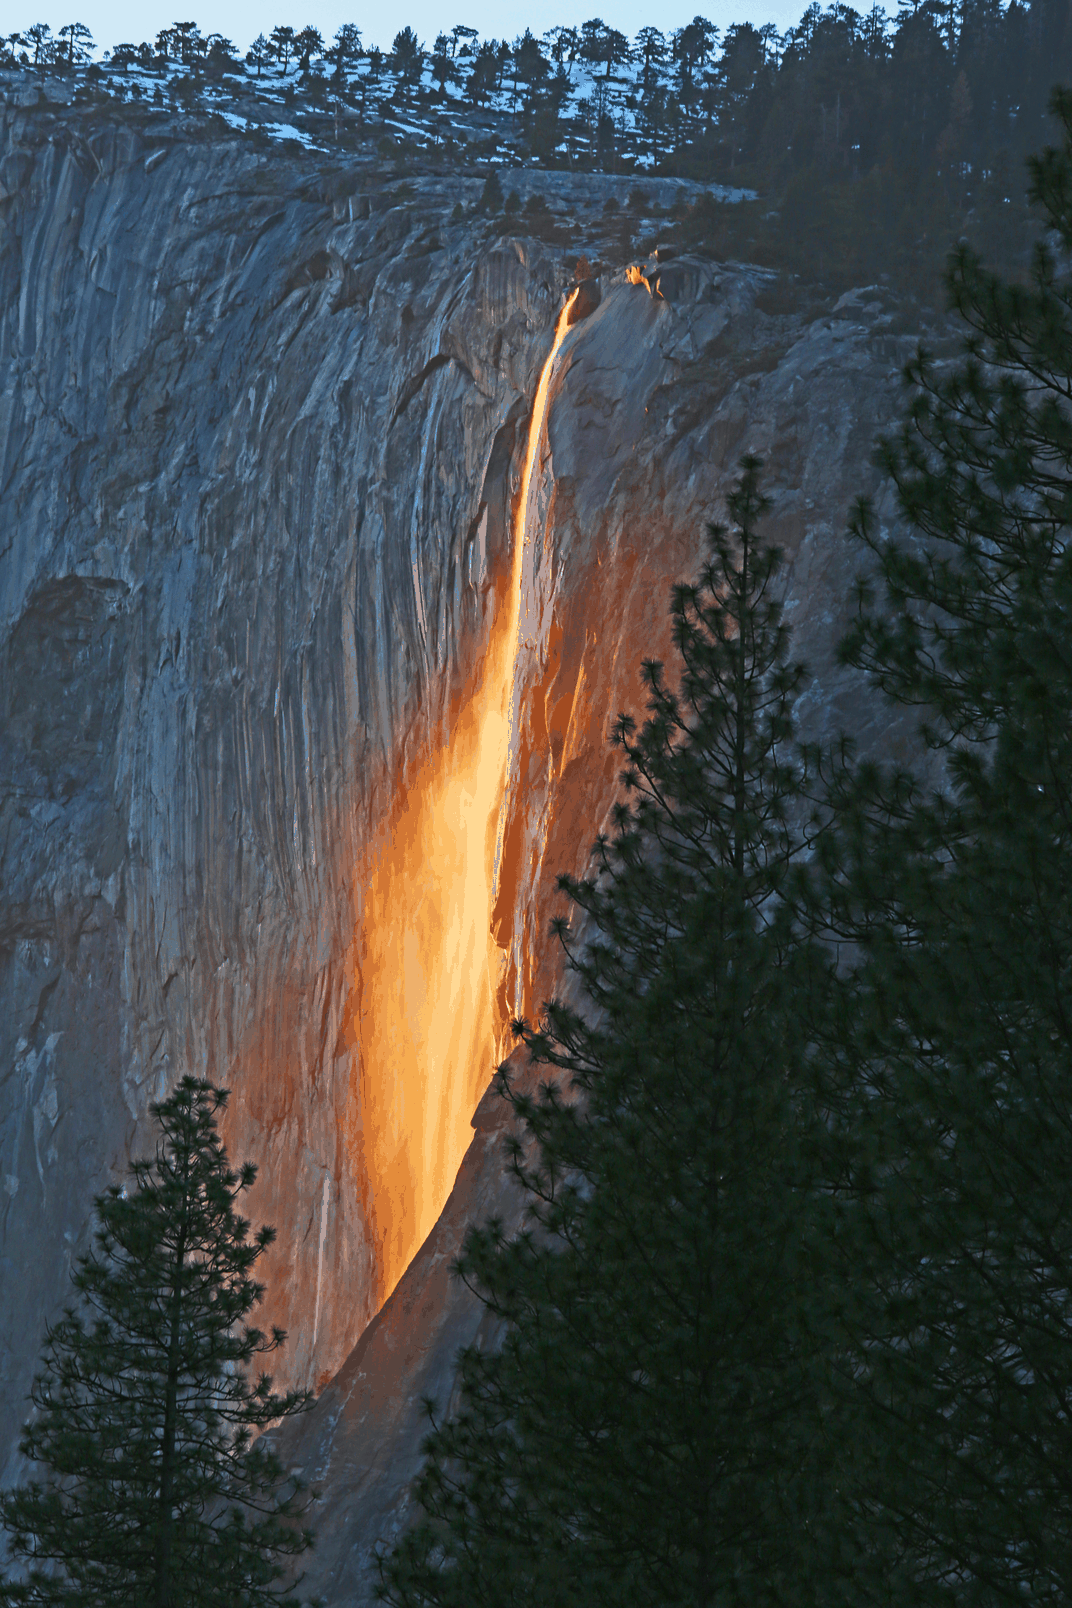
(566, 275, 601, 322)
(1, 98, 921, 1593)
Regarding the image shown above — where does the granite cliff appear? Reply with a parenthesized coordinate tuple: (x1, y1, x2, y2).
(0, 96, 917, 1599)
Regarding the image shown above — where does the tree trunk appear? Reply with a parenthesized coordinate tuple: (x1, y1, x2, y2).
(153, 1206, 188, 1608)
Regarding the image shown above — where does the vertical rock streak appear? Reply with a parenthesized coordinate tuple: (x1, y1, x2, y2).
(311, 1175, 330, 1353)
(355, 292, 579, 1303)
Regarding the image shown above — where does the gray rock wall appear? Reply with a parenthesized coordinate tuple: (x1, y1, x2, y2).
(0, 102, 917, 1587)
(0, 108, 577, 1467)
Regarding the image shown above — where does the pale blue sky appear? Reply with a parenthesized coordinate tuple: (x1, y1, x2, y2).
(16, 0, 815, 57)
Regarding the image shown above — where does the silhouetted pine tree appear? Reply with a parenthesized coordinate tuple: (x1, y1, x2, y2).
(377, 460, 878, 1608)
(821, 84, 1072, 1601)
(0, 1078, 316, 1608)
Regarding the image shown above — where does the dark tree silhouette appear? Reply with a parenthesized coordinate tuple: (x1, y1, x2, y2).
(0, 1079, 316, 1608)
(821, 86, 1072, 1599)
(329, 23, 362, 77)
(431, 33, 456, 95)
(56, 22, 92, 64)
(391, 26, 423, 95)
(246, 33, 272, 76)
(24, 23, 51, 66)
(294, 25, 322, 72)
(268, 24, 294, 73)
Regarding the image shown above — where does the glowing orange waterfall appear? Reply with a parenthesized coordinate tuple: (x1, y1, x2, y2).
(353, 291, 579, 1302)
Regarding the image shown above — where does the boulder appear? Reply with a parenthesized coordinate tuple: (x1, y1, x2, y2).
(567, 275, 601, 323)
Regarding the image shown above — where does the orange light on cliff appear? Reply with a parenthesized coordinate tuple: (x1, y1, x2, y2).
(354, 290, 579, 1303)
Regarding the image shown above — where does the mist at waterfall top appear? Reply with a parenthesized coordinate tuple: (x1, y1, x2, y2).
(25, 0, 818, 51)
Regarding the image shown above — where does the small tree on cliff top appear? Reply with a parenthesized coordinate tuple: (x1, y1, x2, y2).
(0, 1077, 316, 1608)
(377, 461, 878, 1608)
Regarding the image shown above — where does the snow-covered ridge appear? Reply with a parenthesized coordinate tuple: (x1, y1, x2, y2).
(0, 17, 768, 175)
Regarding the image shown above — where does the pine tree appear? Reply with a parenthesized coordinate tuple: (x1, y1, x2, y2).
(0, 1078, 316, 1608)
(823, 84, 1072, 1601)
(377, 460, 877, 1608)
(478, 169, 503, 212)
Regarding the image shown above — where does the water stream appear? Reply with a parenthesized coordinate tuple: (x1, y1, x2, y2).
(354, 291, 580, 1300)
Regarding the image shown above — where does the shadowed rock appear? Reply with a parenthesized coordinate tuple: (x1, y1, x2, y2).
(567, 276, 601, 323)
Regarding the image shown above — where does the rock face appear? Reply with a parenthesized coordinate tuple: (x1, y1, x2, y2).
(1, 100, 918, 1594)
(276, 263, 922, 1607)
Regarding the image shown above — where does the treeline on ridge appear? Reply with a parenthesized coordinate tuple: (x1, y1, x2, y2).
(2, 1, 1070, 296)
